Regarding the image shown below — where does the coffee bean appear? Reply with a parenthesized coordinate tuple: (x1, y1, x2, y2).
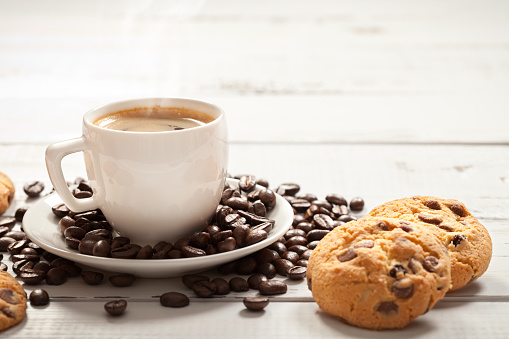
(5, 231, 27, 241)
(0, 217, 16, 230)
(217, 237, 236, 253)
(46, 268, 67, 285)
(19, 270, 46, 285)
(296, 259, 308, 267)
(11, 253, 40, 264)
(0, 263, 7, 271)
(239, 175, 257, 192)
(248, 273, 268, 290)
(229, 277, 249, 292)
(285, 229, 306, 240)
(7, 239, 29, 254)
(290, 199, 311, 213)
(325, 194, 347, 206)
(104, 299, 127, 316)
(136, 245, 153, 259)
(192, 280, 217, 298)
(24, 181, 45, 197)
(349, 197, 364, 211)
(182, 274, 209, 289)
(111, 237, 130, 250)
(235, 257, 257, 275)
(276, 183, 300, 196)
(189, 232, 211, 250)
(243, 297, 269, 312)
(250, 200, 267, 217)
(312, 214, 334, 230)
(181, 245, 206, 258)
(0, 237, 15, 252)
(14, 206, 29, 222)
(81, 270, 104, 285)
(110, 244, 141, 259)
(256, 262, 277, 279)
(259, 280, 287, 295)
(211, 278, 230, 295)
(109, 274, 136, 287)
(253, 248, 280, 263)
(285, 236, 308, 248)
(93, 240, 111, 257)
(30, 289, 50, 306)
(33, 262, 50, 274)
(287, 266, 307, 280)
(282, 251, 300, 264)
(338, 214, 356, 223)
(268, 242, 287, 256)
(245, 229, 267, 246)
(226, 197, 249, 210)
(273, 259, 294, 276)
(51, 204, 70, 218)
(258, 189, 276, 209)
(160, 292, 189, 308)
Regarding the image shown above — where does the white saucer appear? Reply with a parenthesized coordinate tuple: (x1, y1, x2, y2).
(22, 178, 294, 278)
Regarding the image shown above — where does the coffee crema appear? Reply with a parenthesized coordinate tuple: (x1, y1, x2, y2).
(93, 106, 216, 132)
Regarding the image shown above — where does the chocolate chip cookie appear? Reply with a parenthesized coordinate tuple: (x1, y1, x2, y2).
(367, 196, 492, 291)
(307, 217, 451, 330)
(0, 271, 27, 331)
(0, 172, 15, 215)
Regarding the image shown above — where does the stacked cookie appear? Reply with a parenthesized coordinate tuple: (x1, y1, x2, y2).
(307, 196, 492, 330)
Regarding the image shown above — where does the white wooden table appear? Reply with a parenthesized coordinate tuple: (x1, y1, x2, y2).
(1, 0, 508, 338)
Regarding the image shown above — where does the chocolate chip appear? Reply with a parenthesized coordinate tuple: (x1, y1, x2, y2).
(452, 234, 467, 247)
(423, 256, 440, 272)
(0, 288, 18, 304)
(438, 224, 455, 232)
(399, 222, 414, 232)
(418, 213, 442, 225)
(1, 307, 15, 318)
(424, 200, 441, 210)
(449, 203, 465, 217)
(375, 301, 398, 316)
(338, 248, 357, 262)
(353, 240, 374, 249)
(392, 278, 414, 299)
(389, 264, 407, 279)
(378, 220, 390, 231)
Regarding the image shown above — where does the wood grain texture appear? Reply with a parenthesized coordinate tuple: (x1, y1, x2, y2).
(1, 0, 508, 337)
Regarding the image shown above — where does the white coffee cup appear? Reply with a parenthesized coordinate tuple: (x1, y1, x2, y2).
(45, 98, 228, 245)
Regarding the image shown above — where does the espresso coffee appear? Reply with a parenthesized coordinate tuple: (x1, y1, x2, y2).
(93, 106, 215, 132)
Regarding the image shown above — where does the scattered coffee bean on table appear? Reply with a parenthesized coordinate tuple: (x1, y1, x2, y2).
(104, 299, 127, 316)
(29, 289, 50, 306)
(160, 292, 190, 308)
(243, 297, 270, 312)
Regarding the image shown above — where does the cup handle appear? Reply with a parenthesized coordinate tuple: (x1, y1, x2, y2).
(45, 137, 100, 212)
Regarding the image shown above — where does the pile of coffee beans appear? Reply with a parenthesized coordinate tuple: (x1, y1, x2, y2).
(55, 175, 279, 260)
(0, 175, 365, 315)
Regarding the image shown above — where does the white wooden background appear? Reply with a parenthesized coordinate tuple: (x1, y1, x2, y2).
(0, 0, 508, 338)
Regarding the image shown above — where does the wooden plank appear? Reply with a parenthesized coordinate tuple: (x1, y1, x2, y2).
(0, 95, 508, 144)
(3, 300, 509, 338)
